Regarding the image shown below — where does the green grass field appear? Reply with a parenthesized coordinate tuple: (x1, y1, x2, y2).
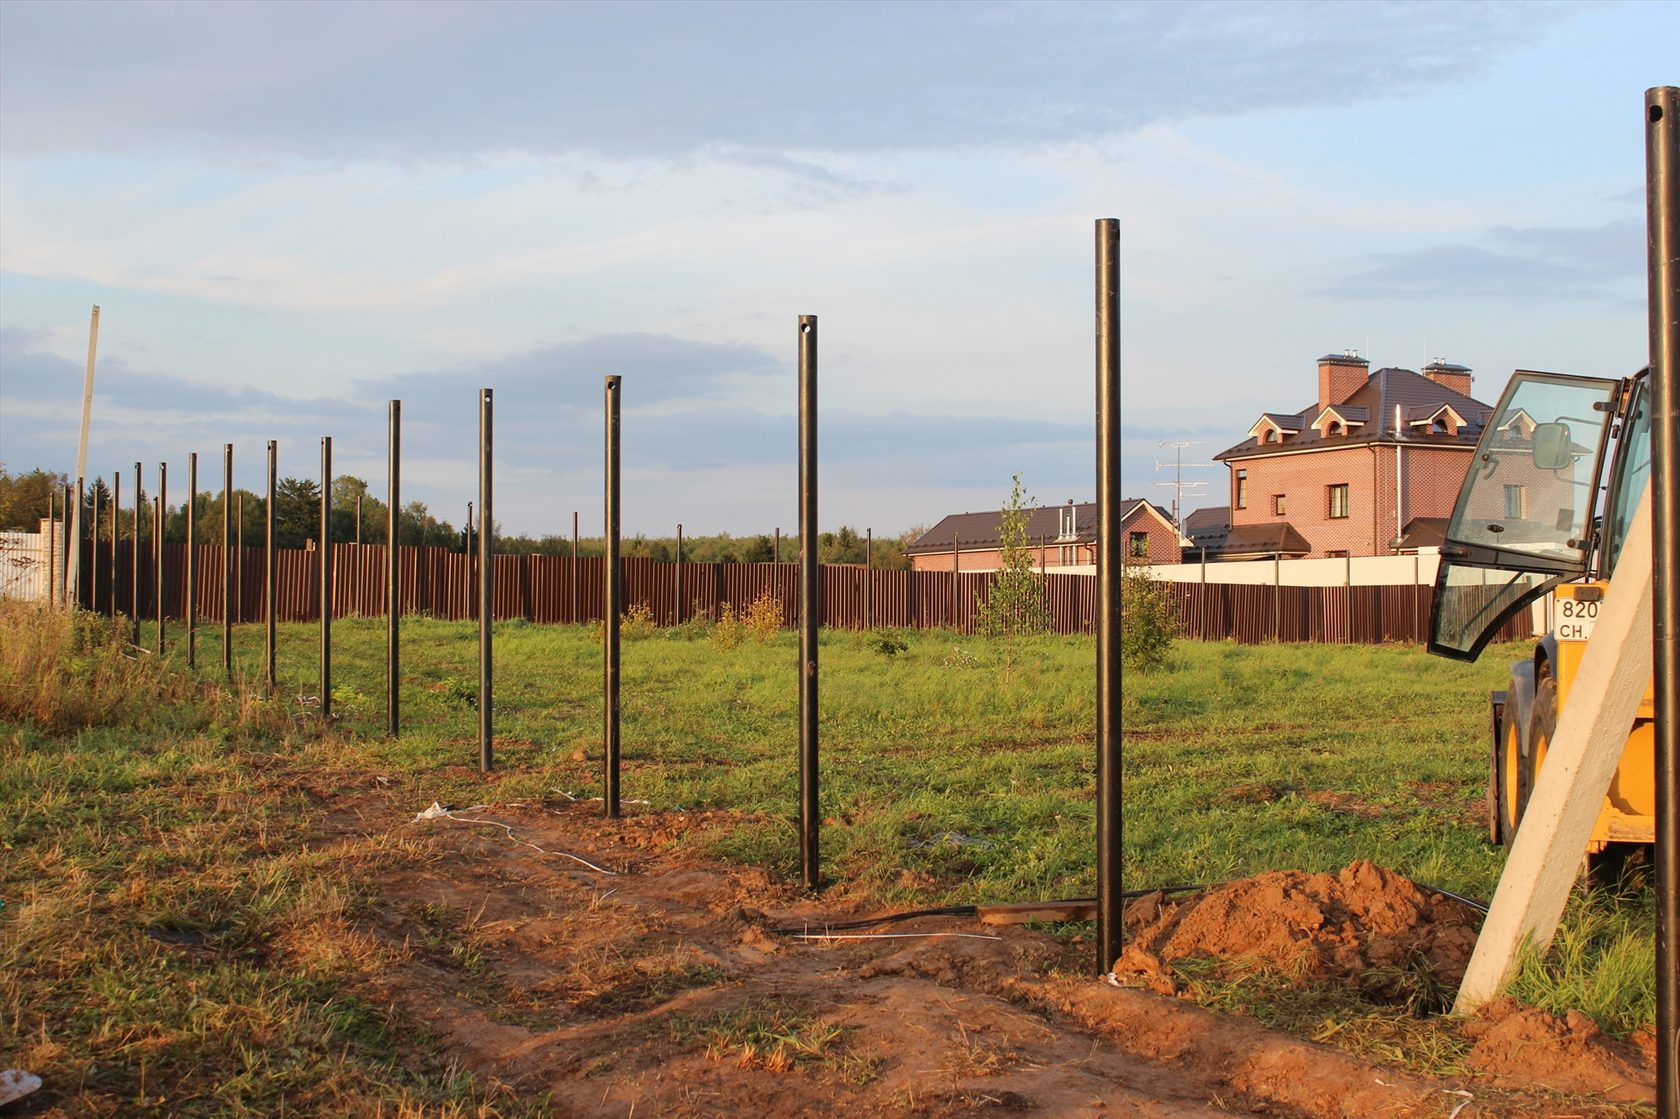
(0, 603, 1657, 1115)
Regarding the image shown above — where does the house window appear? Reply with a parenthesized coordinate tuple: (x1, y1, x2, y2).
(1327, 483, 1350, 519)
(1265, 429, 1279, 443)
(1235, 469, 1248, 509)
(1272, 494, 1287, 516)
(1129, 531, 1149, 558)
(1504, 484, 1525, 519)
(1327, 421, 1342, 436)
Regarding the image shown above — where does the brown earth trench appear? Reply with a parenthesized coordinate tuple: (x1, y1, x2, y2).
(164, 791, 1662, 1118)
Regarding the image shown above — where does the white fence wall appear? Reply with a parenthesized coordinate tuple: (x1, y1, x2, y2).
(1150, 552, 1439, 587)
(1145, 550, 1553, 638)
(0, 531, 50, 602)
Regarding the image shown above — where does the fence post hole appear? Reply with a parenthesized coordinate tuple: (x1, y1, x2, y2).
(266, 441, 277, 695)
(479, 388, 494, 774)
(798, 314, 821, 891)
(186, 454, 197, 666)
(1095, 216, 1124, 976)
(388, 400, 401, 737)
(603, 376, 622, 816)
(223, 444, 234, 680)
(155, 465, 166, 654)
(320, 436, 332, 720)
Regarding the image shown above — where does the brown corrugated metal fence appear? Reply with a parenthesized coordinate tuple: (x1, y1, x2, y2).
(78, 542, 1534, 644)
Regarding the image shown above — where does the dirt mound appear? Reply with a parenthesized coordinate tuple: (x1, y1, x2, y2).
(1115, 859, 1480, 998)
(1464, 997, 1655, 1104)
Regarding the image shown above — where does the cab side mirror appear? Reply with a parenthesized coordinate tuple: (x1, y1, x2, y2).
(1531, 422, 1574, 471)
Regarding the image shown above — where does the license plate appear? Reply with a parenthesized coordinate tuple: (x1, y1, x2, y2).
(1556, 595, 1599, 642)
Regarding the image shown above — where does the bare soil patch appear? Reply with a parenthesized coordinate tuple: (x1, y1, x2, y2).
(309, 794, 1652, 1118)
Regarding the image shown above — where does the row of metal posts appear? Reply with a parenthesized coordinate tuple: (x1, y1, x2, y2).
(42, 223, 1126, 982)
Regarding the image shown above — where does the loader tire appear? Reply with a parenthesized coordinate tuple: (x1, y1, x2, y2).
(1493, 707, 1523, 849)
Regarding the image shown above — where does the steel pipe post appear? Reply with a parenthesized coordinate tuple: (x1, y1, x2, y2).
(265, 441, 277, 694)
(62, 484, 72, 606)
(74, 478, 84, 608)
(46, 490, 56, 610)
(93, 484, 102, 613)
(320, 437, 332, 720)
(186, 454, 198, 666)
(603, 376, 622, 815)
(675, 523, 684, 624)
(571, 511, 579, 624)
(1645, 84, 1679, 1119)
(865, 527, 873, 630)
(132, 462, 141, 643)
(155, 465, 166, 653)
(237, 495, 245, 623)
(479, 389, 494, 773)
(388, 401, 401, 737)
(798, 314, 820, 890)
(110, 467, 120, 614)
(1095, 217, 1124, 975)
(223, 444, 234, 679)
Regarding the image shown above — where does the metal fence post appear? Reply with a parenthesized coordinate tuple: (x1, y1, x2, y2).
(132, 462, 142, 643)
(320, 436, 332, 720)
(155, 465, 166, 653)
(1643, 83, 1678, 1118)
(603, 376, 622, 815)
(1095, 217, 1123, 975)
(223, 443, 234, 680)
(186, 454, 198, 666)
(388, 401, 401, 737)
(266, 441, 277, 695)
(798, 314, 821, 890)
(479, 388, 494, 773)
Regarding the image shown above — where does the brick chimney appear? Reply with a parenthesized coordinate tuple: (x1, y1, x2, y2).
(1421, 360, 1472, 398)
(1318, 351, 1369, 412)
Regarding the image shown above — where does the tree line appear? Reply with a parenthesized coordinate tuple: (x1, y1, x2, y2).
(0, 466, 916, 568)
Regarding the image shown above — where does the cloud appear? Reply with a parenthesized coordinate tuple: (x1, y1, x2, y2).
(1, 2, 1567, 162)
(1314, 217, 1642, 300)
(3, 325, 1098, 532)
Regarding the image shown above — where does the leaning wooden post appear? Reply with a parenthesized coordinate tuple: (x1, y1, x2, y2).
(1453, 495, 1654, 1014)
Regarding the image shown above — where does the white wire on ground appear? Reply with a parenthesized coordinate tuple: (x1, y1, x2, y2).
(412, 802, 617, 876)
(788, 932, 1003, 942)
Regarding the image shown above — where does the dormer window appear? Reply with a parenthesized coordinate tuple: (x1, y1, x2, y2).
(1327, 421, 1343, 436)
(1265, 429, 1279, 444)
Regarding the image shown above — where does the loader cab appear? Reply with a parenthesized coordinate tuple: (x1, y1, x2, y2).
(1427, 369, 1628, 661)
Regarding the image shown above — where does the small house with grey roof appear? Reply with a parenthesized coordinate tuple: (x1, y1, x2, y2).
(1210, 351, 1492, 558)
(904, 498, 1183, 572)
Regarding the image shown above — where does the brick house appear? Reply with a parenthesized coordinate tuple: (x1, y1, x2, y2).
(1211, 352, 1492, 558)
(905, 499, 1182, 572)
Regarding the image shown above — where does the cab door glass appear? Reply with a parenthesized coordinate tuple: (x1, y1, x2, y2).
(1447, 373, 1619, 566)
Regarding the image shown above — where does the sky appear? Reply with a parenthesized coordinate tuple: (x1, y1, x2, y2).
(0, 0, 1672, 539)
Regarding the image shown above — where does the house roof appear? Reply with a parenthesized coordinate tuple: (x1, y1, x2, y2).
(1183, 506, 1232, 553)
(1216, 366, 1491, 462)
(1396, 516, 1450, 551)
(1219, 521, 1313, 558)
(904, 499, 1174, 555)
